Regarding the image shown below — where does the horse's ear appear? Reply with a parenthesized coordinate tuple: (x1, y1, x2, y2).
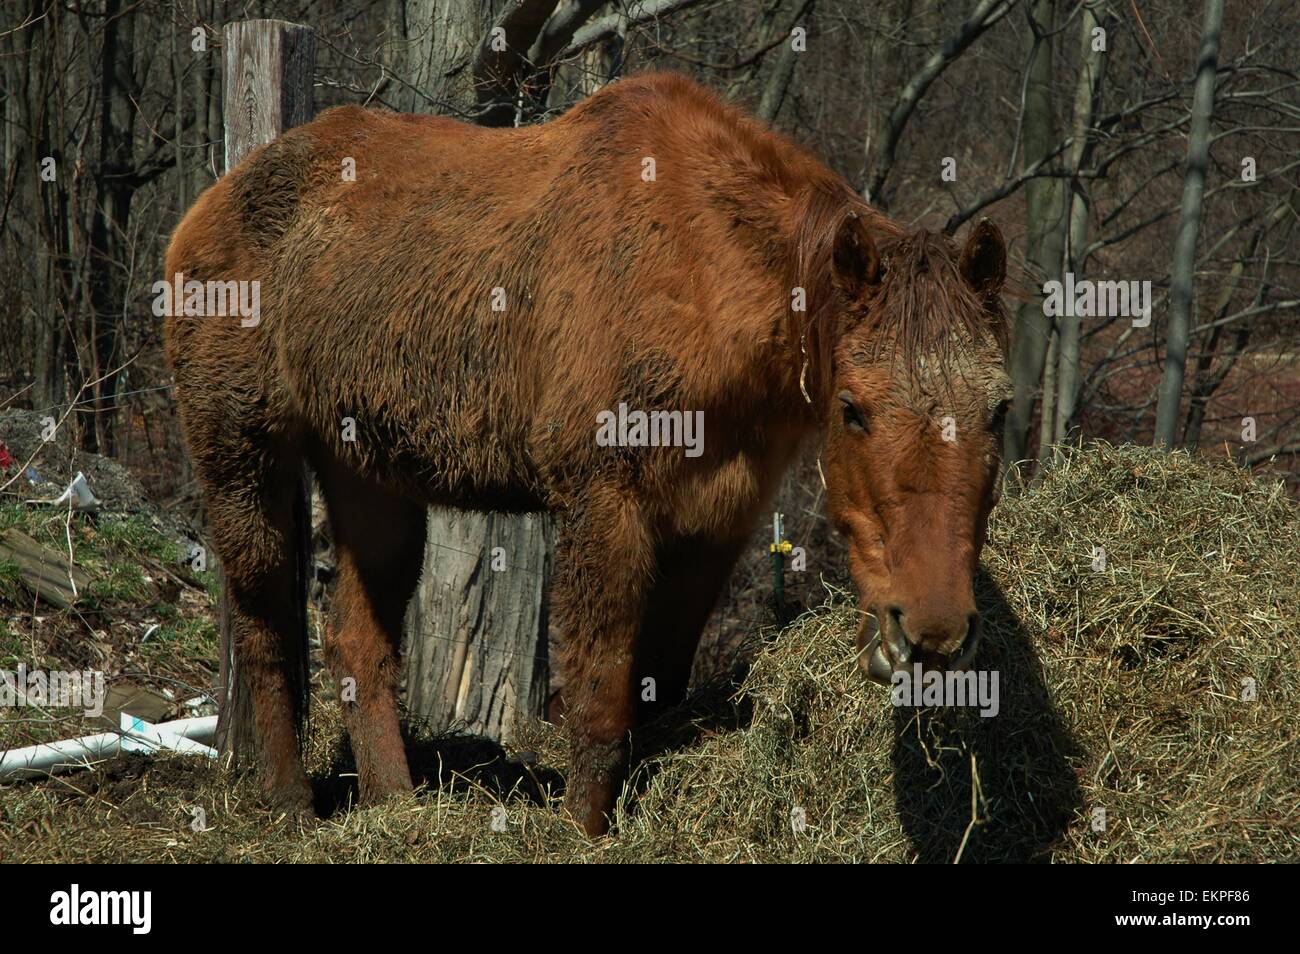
(959, 218, 1006, 299)
(832, 211, 882, 299)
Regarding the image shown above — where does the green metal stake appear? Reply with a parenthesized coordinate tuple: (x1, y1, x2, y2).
(771, 512, 792, 626)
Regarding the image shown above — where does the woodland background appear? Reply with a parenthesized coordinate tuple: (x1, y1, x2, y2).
(2, 0, 1297, 721)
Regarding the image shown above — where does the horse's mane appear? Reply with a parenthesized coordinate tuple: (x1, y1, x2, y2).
(787, 179, 900, 408)
(565, 73, 1007, 410)
(867, 228, 1010, 358)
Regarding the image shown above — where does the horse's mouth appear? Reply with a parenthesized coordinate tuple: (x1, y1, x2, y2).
(856, 614, 894, 684)
(860, 633, 895, 684)
(856, 612, 979, 685)
(864, 637, 894, 683)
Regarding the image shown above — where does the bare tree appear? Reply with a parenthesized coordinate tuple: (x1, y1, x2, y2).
(1005, 0, 1067, 468)
(1052, 0, 1108, 448)
(1154, 0, 1225, 447)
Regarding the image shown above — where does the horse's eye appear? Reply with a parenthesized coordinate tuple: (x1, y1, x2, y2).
(839, 392, 869, 433)
(991, 398, 1012, 432)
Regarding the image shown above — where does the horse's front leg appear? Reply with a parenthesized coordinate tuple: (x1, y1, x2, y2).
(552, 492, 653, 836)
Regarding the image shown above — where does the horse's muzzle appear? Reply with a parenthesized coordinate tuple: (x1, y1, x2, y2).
(856, 611, 980, 684)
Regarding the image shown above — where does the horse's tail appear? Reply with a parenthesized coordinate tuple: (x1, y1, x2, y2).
(213, 467, 313, 758)
(287, 468, 313, 739)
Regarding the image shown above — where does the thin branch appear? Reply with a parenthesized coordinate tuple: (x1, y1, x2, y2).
(864, 0, 1015, 204)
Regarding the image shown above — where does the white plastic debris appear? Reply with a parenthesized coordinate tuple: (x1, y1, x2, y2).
(26, 470, 101, 510)
(0, 713, 217, 782)
(53, 472, 101, 510)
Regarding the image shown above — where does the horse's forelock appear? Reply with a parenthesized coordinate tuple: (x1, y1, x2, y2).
(787, 192, 1008, 406)
(869, 230, 1009, 369)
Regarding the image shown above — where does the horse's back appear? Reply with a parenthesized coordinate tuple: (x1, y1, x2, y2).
(165, 74, 770, 382)
(164, 74, 805, 506)
(163, 110, 490, 363)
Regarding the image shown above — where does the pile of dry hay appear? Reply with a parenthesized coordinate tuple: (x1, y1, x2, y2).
(2, 443, 1296, 862)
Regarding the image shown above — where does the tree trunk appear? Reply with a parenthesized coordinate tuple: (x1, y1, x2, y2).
(1004, 0, 1066, 470)
(404, 513, 551, 740)
(1183, 192, 1294, 448)
(388, 0, 505, 119)
(85, 0, 137, 455)
(1052, 1, 1106, 449)
(394, 0, 553, 740)
(172, 1, 186, 213)
(1154, 0, 1224, 448)
(756, 1, 813, 124)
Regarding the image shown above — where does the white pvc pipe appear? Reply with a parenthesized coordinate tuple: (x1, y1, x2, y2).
(128, 715, 217, 745)
(0, 714, 217, 782)
(119, 713, 218, 758)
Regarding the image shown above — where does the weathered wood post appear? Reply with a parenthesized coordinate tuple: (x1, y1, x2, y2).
(403, 513, 552, 741)
(214, 19, 315, 762)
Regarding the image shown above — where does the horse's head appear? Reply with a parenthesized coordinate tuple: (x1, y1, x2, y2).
(817, 216, 1011, 684)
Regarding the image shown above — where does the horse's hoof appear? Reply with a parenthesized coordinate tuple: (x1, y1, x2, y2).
(267, 784, 316, 820)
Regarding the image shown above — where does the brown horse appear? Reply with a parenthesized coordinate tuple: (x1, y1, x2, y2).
(164, 71, 1010, 836)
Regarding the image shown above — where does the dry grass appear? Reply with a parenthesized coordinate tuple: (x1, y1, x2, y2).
(1, 443, 1296, 862)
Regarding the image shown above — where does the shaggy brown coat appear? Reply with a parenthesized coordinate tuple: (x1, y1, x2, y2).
(164, 71, 1008, 836)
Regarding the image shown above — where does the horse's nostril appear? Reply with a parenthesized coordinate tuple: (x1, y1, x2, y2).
(888, 605, 904, 628)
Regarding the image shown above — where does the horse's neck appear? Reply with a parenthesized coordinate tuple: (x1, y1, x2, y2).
(716, 317, 826, 438)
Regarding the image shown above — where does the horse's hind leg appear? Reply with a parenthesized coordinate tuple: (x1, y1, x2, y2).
(316, 462, 426, 803)
(196, 434, 313, 813)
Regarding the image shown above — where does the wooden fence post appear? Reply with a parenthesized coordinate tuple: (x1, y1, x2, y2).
(214, 18, 315, 762)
